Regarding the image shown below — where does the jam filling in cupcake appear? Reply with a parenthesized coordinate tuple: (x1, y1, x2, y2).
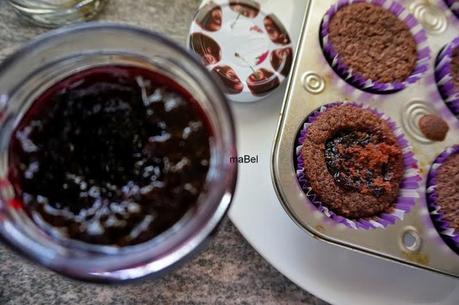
(302, 104, 404, 219)
(326, 3, 417, 84)
(9, 65, 212, 247)
(325, 129, 402, 197)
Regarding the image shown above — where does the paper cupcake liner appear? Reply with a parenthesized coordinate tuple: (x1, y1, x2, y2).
(295, 102, 421, 230)
(320, 0, 430, 93)
(426, 145, 459, 251)
(435, 37, 459, 119)
(444, 0, 459, 18)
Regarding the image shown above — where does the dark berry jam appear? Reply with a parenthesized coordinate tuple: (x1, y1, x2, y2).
(8, 65, 212, 246)
(324, 129, 400, 197)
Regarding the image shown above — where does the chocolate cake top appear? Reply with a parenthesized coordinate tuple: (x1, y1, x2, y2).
(327, 3, 417, 84)
(301, 104, 404, 219)
(435, 153, 459, 231)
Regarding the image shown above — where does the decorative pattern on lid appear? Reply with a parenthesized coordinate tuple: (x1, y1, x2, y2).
(189, 0, 293, 102)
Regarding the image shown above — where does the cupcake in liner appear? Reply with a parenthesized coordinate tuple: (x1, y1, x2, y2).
(426, 145, 459, 252)
(444, 0, 459, 18)
(295, 102, 421, 230)
(320, 0, 430, 93)
(435, 37, 459, 119)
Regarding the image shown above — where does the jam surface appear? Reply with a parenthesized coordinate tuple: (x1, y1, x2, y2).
(325, 129, 401, 197)
(9, 66, 212, 246)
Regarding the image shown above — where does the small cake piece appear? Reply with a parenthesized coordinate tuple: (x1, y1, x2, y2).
(419, 114, 449, 141)
(327, 3, 417, 83)
(435, 153, 459, 231)
(301, 104, 404, 219)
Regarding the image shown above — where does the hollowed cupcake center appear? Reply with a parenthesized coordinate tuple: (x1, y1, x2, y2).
(325, 129, 401, 197)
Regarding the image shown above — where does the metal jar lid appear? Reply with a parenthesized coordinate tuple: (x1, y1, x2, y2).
(188, 0, 293, 103)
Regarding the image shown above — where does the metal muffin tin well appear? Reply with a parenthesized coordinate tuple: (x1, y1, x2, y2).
(272, 0, 459, 277)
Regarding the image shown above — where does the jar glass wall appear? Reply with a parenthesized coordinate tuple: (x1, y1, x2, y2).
(7, 0, 107, 27)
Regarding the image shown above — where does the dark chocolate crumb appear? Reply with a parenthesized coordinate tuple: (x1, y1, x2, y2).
(419, 114, 449, 141)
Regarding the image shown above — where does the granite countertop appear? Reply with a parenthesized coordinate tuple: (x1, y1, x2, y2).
(0, 1, 328, 304)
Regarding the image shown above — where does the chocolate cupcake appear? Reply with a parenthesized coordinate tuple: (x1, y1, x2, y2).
(296, 103, 420, 229)
(444, 0, 459, 18)
(426, 146, 459, 252)
(320, 0, 430, 93)
(435, 37, 459, 119)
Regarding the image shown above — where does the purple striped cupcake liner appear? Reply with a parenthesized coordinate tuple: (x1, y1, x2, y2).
(320, 0, 431, 94)
(426, 145, 459, 252)
(295, 102, 421, 230)
(444, 0, 459, 18)
(435, 37, 459, 119)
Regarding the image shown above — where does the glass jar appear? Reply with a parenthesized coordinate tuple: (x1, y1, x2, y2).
(0, 22, 237, 282)
(7, 0, 107, 27)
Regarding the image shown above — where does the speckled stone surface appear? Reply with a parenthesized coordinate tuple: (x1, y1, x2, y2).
(0, 1, 329, 304)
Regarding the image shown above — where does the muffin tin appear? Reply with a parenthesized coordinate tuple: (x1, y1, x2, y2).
(272, 0, 459, 277)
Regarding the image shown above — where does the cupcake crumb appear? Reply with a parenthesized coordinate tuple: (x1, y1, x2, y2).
(418, 114, 449, 141)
